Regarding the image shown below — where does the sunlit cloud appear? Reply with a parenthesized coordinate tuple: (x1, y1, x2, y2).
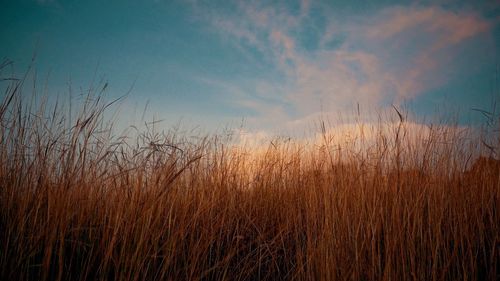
(359, 6, 491, 99)
(191, 1, 494, 135)
(365, 6, 489, 46)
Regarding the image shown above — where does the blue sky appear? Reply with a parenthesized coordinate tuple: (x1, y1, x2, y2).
(1, 0, 499, 136)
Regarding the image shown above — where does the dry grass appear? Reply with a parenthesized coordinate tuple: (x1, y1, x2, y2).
(0, 68, 499, 280)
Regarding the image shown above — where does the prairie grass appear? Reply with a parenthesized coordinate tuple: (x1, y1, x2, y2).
(0, 67, 499, 280)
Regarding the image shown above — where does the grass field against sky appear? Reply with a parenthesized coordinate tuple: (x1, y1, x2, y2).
(2, 1, 500, 281)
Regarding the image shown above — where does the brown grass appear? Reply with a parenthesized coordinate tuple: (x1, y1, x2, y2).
(0, 69, 499, 280)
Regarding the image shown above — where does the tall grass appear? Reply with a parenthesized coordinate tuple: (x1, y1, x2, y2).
(0, 65, 499, 280)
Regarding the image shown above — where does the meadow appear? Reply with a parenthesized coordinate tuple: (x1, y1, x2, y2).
(0, 72, 499, 280)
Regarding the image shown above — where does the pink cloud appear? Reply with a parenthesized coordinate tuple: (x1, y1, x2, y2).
(366, 8, 437, 39)
(192, 1, 495, 131)
(366, 7, 489, 46)
(429, 11, 489, 49)
(359, 6, 492, 99)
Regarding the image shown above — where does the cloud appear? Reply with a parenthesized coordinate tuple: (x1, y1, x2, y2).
(190, 1, 494, 134)
(365, 6, 489, 48)
(358, 6, 491, 99)
(229, 118, 473, 167)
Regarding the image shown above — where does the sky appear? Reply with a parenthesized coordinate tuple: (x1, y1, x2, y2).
(1, 0, 500, 138)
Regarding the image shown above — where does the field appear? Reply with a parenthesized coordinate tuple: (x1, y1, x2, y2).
(0, 81, 499, 280)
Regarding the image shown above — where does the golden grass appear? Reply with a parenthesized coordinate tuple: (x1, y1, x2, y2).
(0, 75, 499, 280)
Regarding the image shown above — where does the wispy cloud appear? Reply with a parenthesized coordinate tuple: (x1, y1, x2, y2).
(191, 1, 494, 133)
(365, 6, 489, 47)
(359, 6, 491, 99)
